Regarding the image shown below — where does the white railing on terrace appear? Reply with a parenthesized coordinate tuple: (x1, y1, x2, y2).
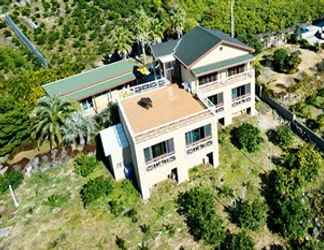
(128, 77, 170, 95)
(198, 69, 255, 93)
(232, 94, 251, 107)
(196, 91, 224, 116)
(135, 109, 214, 143)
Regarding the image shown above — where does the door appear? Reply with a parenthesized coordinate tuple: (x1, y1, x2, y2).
(207, 152, 214, 166)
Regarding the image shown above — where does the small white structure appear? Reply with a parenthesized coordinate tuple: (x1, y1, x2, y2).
(297, 20, 324, 45)
(100, 124, 131, 180)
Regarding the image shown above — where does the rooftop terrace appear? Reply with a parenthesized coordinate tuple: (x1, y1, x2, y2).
(121, 84, 206, 135)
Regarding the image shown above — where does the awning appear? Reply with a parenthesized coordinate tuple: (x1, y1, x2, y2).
(100, 123, 129, 157)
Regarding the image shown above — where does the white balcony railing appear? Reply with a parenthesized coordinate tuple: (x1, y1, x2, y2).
(232, 94, 251, 107)
(198, 69, 254, 93)
(128, 78, 170, 95)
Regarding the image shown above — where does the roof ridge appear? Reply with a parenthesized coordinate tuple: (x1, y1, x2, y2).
(197, 25, 221, 40)
(43, 58, 136, 88)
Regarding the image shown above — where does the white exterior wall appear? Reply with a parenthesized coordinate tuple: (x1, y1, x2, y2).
(127, 116, 219, 200)
(191, 44, 249, 69)
(180, 64, 198, 93)
(180, 60, 255, 126)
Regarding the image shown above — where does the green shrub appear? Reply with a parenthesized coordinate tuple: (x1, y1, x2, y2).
(275, 125, 294, 149)
(273, 196, 311, 239)
(272, 48, 301, 73)
(74, 154, 97, 177)
(230, 199, 268, 231)
(80, 176, 113, 207)
(108, 199, 125, 216)
(0, 169, 24, 193)
(177, 187, 225, 246)
(232, 123, 263, 152)
(115, 236, 127, 250)
(221, 231, 255, 250)
(45, 193, 69, 209)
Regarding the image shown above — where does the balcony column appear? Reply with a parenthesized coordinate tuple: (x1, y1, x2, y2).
(223, 87, 233, 126)
(177, 166, 189, 183)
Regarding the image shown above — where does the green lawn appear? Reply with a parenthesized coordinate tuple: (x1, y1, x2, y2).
(0, 117, 315, 250)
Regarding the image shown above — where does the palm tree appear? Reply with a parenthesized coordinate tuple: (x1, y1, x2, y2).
(109, 25, 134, 59)
(63, 112, 96, 150)
(150, 18, 166, 44)
(31, 96, 75, 150)
(133, 8, 152, 64)
(169, 5, 186, 39)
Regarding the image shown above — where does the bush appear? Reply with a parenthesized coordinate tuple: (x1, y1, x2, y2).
(0, 169, 24, 193)
(74, 154, 97, 177)
(230, 198, 268, 231)
(115, 236, 127, 250)
(272, 48, 301, 73)
(45, 194, 69, 209)
(177, 187, 225, 246)
(232, 123, 263, 152)
(273, 196, 311, 239)
(80, 176, 113, 207)
(273, 125, 294, 149)
(221, 231, 255, 250)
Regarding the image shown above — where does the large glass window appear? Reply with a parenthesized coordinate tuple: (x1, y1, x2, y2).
(198, 72, 218, 85)
(185, 124, 212, 146)
(232, 83, 251, 100)
(228, 64, 246, 77)
(144, 139, 175, 163)
(208, 93, 224, 106)
(80, 97, 94, 110)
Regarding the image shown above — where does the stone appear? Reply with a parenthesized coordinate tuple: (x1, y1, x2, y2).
(0, 227, 11, 238)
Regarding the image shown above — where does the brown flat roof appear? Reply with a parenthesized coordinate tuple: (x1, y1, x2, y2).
(121, 84, 206, 134)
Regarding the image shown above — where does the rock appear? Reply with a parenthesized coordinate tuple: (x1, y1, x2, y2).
(0, 227, 11, 238)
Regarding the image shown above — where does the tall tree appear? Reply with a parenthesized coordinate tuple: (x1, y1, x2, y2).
(133, 8, 152, 64)
(108, 25, 134, 59)
(169, 4, 186, 39)
(31, 96, 75, 150)
(149, 18, 166, 44)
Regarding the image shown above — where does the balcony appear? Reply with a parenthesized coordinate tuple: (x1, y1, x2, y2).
(198, 69, 254, 94)
(232, 94, 251, 107)
(186, 137, 213, 155)
(145, 153, 176, 172)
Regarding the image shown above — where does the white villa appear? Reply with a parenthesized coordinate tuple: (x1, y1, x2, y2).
(99, 26, 256, 199)
(43, 25, 256, 199)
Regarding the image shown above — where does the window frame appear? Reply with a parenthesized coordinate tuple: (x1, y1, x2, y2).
(144, 138, 175, 164)
(198, 71, 218, 85)
(185, 124, 212, 147)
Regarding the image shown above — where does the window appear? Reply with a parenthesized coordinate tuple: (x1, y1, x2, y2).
(228, 64, 246, 77)
(80, 97, 94, 110)
(208, 93, 224, 106)
(232, 83, 251, 100)
(165, 61, 175, 70)
(198, 72, 218, 85)
(144, 139, 174, 163)
(185, 124, 212, 146)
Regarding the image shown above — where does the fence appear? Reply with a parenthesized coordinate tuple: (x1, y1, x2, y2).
(4, 15, 48, 67)
(256, 85, 324, 152)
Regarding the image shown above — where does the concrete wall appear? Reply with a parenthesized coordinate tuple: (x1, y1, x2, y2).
(128, 115, 219, 199)
(180, 64, 198, 93)
(192, 44, 249, 69)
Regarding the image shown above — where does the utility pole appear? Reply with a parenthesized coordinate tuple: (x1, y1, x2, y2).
(231, 0, 235, 38)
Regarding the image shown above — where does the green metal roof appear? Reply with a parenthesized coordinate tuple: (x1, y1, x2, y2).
(43, 58, 139, 101)
(175, 26, 253, 67)
(192, 54, 254, 76)
(150, 39, 179, 58)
